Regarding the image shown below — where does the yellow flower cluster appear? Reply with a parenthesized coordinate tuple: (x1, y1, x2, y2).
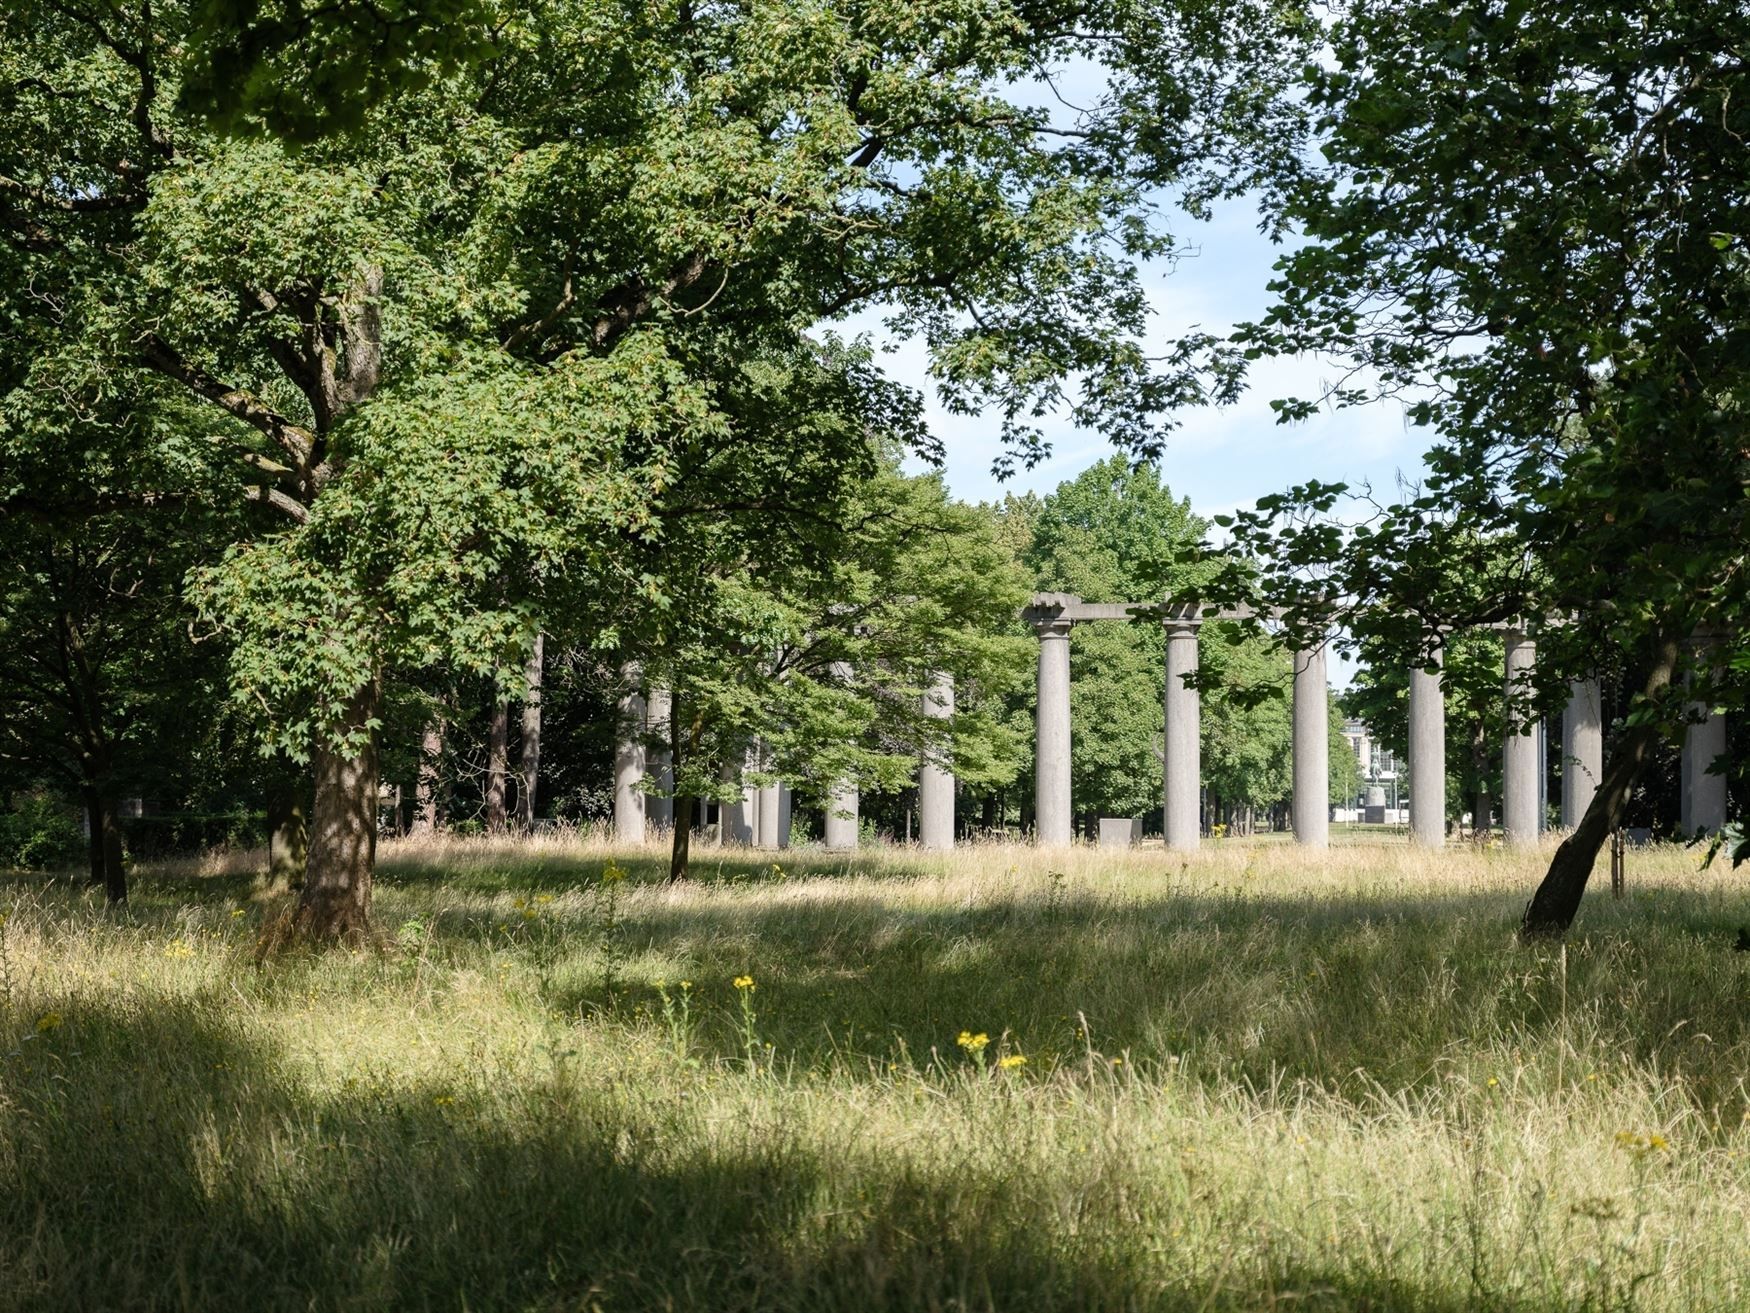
(1614, 1131, 1670, 1152)
(35, 1012, 63, 1034)
(734, 975, 755, 991)
(601, 861, 628, 885)
(998, 1054, 1027, 1070)
(163, 940, 195, 960)
(957, 1031, 989, 1054)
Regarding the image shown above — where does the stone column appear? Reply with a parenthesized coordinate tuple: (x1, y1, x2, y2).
(775, 783, 792, 850)
(1033, 615, 1074, 846)
(824, 782, 859, 850)
(1162, 616, 1202, 851)
(1291, 641, 1330, 848)
(1501, 631, 1540, 846)
(1408, 652, 1446, 846)
(1560, 678, 1602, 829)
(718, 756, 753, 846)
(1682, 670, 1727, 837)
(754, 785, 776, 848)
(613, 675, 646, 845)
(646, 687, 674, 830)
(824, 660, 859, 850)
(919, 671, 956, 850)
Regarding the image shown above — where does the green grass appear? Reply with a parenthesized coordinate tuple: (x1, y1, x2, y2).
(3, 834, 1749, 1311)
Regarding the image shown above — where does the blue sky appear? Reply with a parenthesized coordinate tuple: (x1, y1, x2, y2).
(856, 191, 1435, 524)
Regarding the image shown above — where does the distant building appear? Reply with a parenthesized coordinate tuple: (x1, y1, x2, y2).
(1336, 719, 1407, 825)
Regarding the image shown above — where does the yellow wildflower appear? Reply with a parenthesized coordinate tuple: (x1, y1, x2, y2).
(956, 1031, 989, 1054)
(734, 975, 755, 991)
(998, 1054, 1027, 1070)
(230, 908, 246, 918)
(163, 939, 194, 960)
(601, 862, 627, 885)
(34, 1012, 63, 1034)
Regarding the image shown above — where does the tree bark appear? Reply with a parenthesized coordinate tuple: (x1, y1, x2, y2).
(519, 634, 544, 830)
(99, 802, 125, 905)
(485, 694, 509, 833)
(1521, 629, 1682, 940)
(668, 696, 700, 881)
(267, 780, 308, 885)
(84, 789, 104, 888)
(293, 685, 378, 939)
(413, 717, 445, 833)
(82, 786, 127, 904)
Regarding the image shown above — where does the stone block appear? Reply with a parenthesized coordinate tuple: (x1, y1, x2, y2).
(1099, 817, 1141, 848)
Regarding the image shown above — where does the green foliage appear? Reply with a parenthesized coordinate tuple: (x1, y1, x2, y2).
(0, 795, 84, 870)
(1217, 0, 1750, 751)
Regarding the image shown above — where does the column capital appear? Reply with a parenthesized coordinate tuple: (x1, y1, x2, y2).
(1022, 592, 1081, 636)
(1160, 601, 1204, 636)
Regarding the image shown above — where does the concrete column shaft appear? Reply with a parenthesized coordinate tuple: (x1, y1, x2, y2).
(1502, 633, 1540, 846)
(1034, 623, 1074, 846)
(757, 782, 780, 850)
(1408, 656, 1446, 847)
(824, 660, 859, 851)
(1163, 621, 1201, 851)
(646, 687, 674, 830)
(919, 671, 956, 850)
(1291, 643, 1330, 848)
(1683, 693, 1727, 836)
(1560, 678, 1602, 830)
(824, 783, 859, 850)
(613, 681, 646, 845)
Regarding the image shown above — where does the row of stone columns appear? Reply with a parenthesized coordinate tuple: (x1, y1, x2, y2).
(609, 668, 952, 851)
(609, 624, 1727, 851)
(1023, 598, 1727, 852)
(1036, 601, 1333, 852)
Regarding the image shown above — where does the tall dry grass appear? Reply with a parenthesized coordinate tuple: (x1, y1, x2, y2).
(2, 833, 1747, 1310)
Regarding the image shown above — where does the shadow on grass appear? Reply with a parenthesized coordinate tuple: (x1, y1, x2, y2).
(0, 995, 1566, 1313)
(551, 885, 1750, 1100)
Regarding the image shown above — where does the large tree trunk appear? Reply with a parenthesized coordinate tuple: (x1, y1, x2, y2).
(294, 686, 379, 939)
(82, 786, 105, 887)
(413, 717, 445, 833)
(670, 795, 695, 881)
(99, 802, 125, 905)
(81, 786, 127, 904)
(485, 694, 509, 833)
(267, 779, 308, 885)
(668, 696, 698, 881)
(519, 635, 544, 830)
(1521, 630, 1682, 940)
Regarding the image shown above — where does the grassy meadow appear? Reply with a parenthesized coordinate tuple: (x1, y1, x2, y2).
(3, 833, 1749, 1311)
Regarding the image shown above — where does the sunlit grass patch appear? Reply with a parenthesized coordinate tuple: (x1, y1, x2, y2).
(2, 837, 1748, 1310)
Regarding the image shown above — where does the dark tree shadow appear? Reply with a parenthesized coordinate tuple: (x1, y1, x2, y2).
(0, 996, 1571, 1312)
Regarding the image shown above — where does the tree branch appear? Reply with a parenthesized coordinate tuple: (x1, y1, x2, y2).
(138, 334, 317, 473)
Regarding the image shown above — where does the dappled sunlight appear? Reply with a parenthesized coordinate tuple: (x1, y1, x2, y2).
(4, 844, 1750, 1309)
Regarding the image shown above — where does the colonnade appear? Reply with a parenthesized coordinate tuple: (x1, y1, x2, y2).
(608, 611, 1729, 850)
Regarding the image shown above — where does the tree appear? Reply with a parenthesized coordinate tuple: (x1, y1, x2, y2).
(634, 444, 1032, 879)
(3, 0, 1305, 935)
(1215, 0, 1750, 934)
